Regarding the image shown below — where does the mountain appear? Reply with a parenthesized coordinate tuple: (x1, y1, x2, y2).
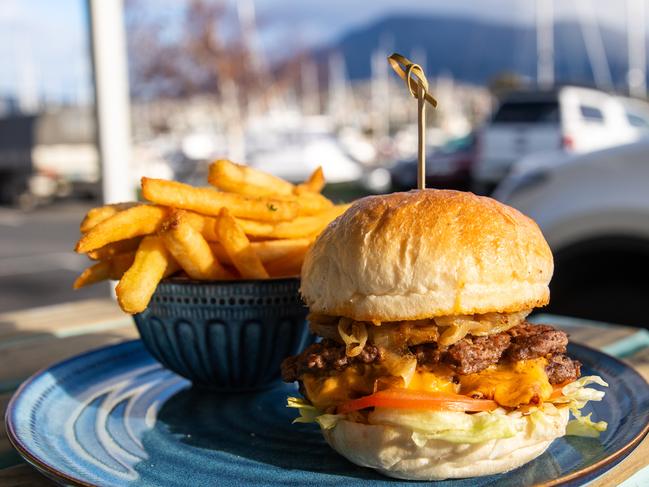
(321, 15, 630, 88)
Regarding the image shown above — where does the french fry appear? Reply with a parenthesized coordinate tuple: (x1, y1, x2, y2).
(73, 252, 138, 289)
(210, 238, 313, 265)
(182, 211, 219, 241)
(291, 191, 333, 215)
(159, 210, 232, 280)
(250, 238, 313, 262)
(87, 237, 143, 261)
(73, 260, 110, 289)
(75, 205, 168, 253)
(116, 236, 179, 314)
(208, 161, 331, 215)
(216, 208, 269, 279)
(208, 159, 295, 196)
(80, 202, 140, 233)
(264, 247, 310, 277)
(109, 251, 138, 279)
(296, 166, 325, 194)
(74, 156, 342, 313)
(236, 204, 350, 239)
(208, 243, 230, 264)
(141, 177, 298, 222)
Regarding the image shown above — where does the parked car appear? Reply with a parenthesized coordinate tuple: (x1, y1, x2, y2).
(618, 96, 649, 131)
(494, 140, 649, 327)
(0, 109, 99, 208)
(388, 133, 476, 191)
(0, 115, 34, 205)
(473, 86, 649, 194)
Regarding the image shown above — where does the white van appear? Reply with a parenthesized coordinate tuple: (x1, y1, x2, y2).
(473, 86, 648, 191)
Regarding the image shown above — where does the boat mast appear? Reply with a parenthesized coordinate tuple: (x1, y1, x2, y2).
(627, 0, 647, 97)
(576, 0, 613, 90)
(537, 0, 555, 88)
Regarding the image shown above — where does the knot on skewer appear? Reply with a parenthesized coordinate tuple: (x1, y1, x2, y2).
(388, 52, 437, 190)
(387, 53, 437, 107)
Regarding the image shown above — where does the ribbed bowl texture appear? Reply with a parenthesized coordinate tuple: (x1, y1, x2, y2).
(133, 277, 311, 391)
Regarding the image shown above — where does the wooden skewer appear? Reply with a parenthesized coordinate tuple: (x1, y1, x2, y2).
(387, 53, 437, 191)
(417, 83, 426, 189)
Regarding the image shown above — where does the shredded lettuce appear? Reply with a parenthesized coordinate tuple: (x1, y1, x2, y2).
(566, 410, 608, 437)
(528, 406, 554, 433)
(370, 408, 522, 445)
(548, 375, 609, 437)
(287, 397, 342, 430)
(553, 375, 608, 407)
(286, 374, 609, 441)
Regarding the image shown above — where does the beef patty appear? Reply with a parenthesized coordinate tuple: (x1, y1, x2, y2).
(282, 322, 580, 385)
(546, 353, 582, 385)
(281, 339, 381, 385)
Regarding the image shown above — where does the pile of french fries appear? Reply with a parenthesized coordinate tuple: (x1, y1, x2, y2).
(73, 160, 350, 314)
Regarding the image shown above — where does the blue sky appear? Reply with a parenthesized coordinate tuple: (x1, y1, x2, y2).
(0, 0, 635, 105)
(0, 0, 91, 105)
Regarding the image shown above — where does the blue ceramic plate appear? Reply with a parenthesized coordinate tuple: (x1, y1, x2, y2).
(5, 340, 649, 487)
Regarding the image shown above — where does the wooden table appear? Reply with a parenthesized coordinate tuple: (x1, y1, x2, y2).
(1, 301, 648, 486)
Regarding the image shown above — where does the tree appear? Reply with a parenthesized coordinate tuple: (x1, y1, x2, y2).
(125, 0, 302, 105)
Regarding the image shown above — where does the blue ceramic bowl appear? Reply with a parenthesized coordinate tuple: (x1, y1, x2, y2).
(132, 277, 312, 391)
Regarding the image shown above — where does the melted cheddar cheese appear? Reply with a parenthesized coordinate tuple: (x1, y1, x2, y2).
(302, 366, 377, 411)
(301, 358, 553, 411)
(407, 367, 459, 394)
(459, 358, 553, 407)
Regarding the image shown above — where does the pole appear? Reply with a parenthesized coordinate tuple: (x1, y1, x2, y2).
(537, 0, 554, 88)
(628, 0, 647, 97)
(88, 0, 133, 204)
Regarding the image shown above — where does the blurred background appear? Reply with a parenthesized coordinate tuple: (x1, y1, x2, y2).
(1, 0, 649, 326)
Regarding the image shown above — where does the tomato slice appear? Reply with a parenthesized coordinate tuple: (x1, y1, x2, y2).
(549, 380, 575, 400)
(337, 389, 498, 414)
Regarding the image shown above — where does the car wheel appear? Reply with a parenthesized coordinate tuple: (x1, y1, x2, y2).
(548, 237, 649, 327)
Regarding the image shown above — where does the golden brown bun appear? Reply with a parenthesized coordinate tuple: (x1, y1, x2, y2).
(323, 407, 569, 480)
(301, 190, 553, 321)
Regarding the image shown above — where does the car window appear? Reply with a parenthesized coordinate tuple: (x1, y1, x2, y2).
(579, 105, 604, 122)
(439, 134, 474, 153)
(492, 101, 559, 123)
(626, 111, 649, 128)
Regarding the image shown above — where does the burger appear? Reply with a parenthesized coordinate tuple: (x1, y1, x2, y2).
(281, 190, 607, 480)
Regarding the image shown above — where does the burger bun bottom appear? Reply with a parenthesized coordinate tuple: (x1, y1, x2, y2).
(322, 408, 569, 480)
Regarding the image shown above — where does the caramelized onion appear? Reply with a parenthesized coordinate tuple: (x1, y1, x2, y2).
(369, 325, 417, 386)
(338, 318, 368, 357)
(397, 320, 438, 346)
(435, 310, 530, 346)
(308, 310, 530, 354)
(382, 351, 417, 387)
